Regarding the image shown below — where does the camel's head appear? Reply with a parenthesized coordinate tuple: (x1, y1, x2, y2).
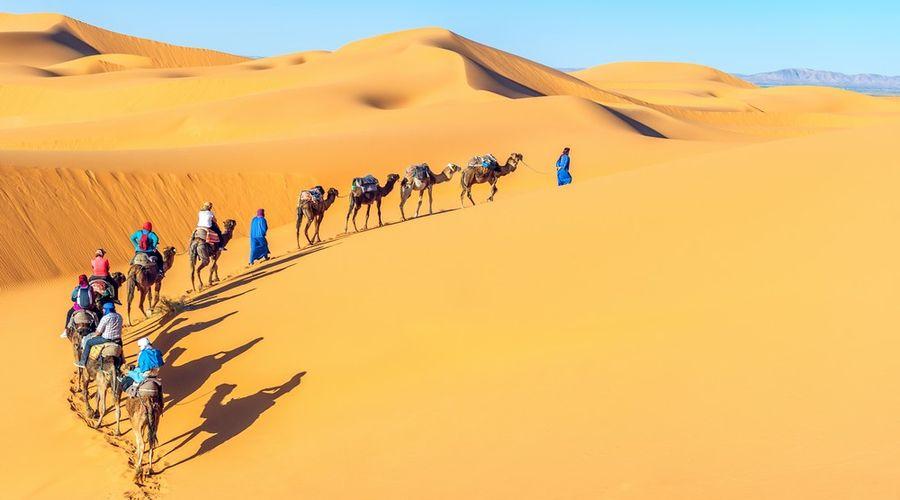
(162, 246, 177, 265)
(510, 152, 523, 164)
(223, 219, 237, 232)
(386, 173, 400, 184)
(110, 271, 127, 287)
(327, 187, 339, 198)
(446, 163, 461, 173)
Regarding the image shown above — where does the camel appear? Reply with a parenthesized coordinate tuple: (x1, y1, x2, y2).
(345, 173, 400, 233)
(90, 272, 126, 309)
(459, 153, 523, 207)
(126, 380, 162, 482)
(126, 246, 176, 326)
(296, 187, 339, 247)
(79, 342, 123, 433)
(399, 163, 461, 220)
(189, 219, 236, 291)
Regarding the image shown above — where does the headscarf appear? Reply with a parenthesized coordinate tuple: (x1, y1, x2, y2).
(78, 274, 88, 287)
(137, 337, 151, 350)
(142, 221, 153, 231)
(95, 248, 106, 256)
(562, 147, 570, 155)
(201, 202, 213, 211)
(256, 208, 265, 217)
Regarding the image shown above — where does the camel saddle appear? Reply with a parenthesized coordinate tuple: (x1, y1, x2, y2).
(128, 376, 162, 399)
(299, 188, 323, 204)
(132, 252, 158, 269)
(89, 278, 108, 294)
(88, 341, 122, 362)
(409, 164, 430, 181)
(352, 175, 379, 194)
(192, 227, 220, 245)
(72, 310, 96, 325)
(470, 154, 498, 174)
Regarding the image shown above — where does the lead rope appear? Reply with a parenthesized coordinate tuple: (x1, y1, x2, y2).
(520, 160, 554, 176)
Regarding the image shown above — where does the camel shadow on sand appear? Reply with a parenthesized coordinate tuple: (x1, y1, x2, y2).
(162, 337, 264, 410)
(159, 371, 306, 471)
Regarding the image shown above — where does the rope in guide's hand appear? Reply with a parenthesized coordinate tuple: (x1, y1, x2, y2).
(520, 160, 554, 176)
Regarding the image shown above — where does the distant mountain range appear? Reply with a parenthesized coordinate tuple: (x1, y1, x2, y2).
(738, 68, 900, 92)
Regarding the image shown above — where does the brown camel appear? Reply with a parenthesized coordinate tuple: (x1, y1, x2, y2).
(189, 219, 236, 291)
(90, 272, 126, 309)
(296, 187, 339, 247)
(126, 380, 163, 482)
(79, 342, 123, 433)
(399, 163, 461, 220)
(459, 153, 523, 207)
(345, 173, 400, 232)
(126, 246, 176, 326)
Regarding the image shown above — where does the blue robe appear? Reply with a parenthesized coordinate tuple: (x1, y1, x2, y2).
(556, 154, 572, 186)
(249, 216, 269, 263)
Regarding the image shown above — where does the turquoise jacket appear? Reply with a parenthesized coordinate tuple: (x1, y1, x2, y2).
(128, 347, 164, 383)
(129, 229, 159, 252)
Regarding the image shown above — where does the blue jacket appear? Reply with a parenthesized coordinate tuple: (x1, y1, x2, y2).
(556, 154, 570, 170)
(128, 347, 164, 383)
(129, 229, 159, 252)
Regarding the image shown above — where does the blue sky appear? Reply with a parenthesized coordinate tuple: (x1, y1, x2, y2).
(2, 0, 898, 74)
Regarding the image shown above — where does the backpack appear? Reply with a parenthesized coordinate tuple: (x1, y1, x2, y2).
(138, 230, 151, 251)
(75, 287, 93, 309)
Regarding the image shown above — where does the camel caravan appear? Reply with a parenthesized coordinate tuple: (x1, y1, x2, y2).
(60, 152, 523, 481)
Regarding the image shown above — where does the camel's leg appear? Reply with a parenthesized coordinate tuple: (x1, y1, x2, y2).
(466, 186, 476, 207)
(428, 185, 434, 215)
(209, 258, 217, 286)
(134, 428, 144, 481)
(488, 180, 498, 202)
(148, 444, 154, 477)
(304, 217, 314, 245)
(296, 207, 303, 248)
(139, 289, 149, 319)
(195, 258, 208, 290)
(314, 214, 323, 243)
(345, 199, 355, 233)
(152, 280, 162, 310)
(82, 370, 93, 418)
(399, 187, 409, 220)
(127, 282, 135, 326)
(376, 198, 383, 227)
(415, 189, 424, 218)
(460, 186, 467, 207)
(114, 376, 121, 435)
(364, 204, 371, 230)
(96, 374, 106, 428)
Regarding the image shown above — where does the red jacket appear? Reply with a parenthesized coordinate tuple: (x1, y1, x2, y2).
(91, 256, 109, 277)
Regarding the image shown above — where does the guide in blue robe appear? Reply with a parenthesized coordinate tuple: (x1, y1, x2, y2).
(249, 209, 270, 264)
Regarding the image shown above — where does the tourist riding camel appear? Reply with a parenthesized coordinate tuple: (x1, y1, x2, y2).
(122, 337, 164, 481)
(75, 302, 123, 368)
(88, 248, 122, 302)
(196, 201, 226, 252)
(129, 221, 165, 278)
(459, 152, 523, 206)
(126, 245, 176, 326)
(399, 163, 461, 220)
(190, 218, 236, 290)
(345, 173, 400, 233)
(296, 186, 339, 246)
(61, 274, 94, 338)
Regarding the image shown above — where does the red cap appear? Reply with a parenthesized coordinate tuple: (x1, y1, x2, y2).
(143, 221, 152, 231)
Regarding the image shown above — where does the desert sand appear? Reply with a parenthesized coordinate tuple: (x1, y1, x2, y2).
(2, 12, 900, 499)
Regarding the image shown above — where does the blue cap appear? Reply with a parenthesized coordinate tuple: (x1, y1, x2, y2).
(103, 302, 115, 311)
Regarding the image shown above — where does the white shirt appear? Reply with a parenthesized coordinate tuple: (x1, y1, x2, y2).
(197, 210, 215, 228)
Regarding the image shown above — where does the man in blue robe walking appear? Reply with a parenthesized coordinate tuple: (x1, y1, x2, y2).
(556, 147, 572, 186)
(249, 208, 270, 265)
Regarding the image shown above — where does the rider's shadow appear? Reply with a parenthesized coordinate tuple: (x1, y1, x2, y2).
(162, 337, 264, 410)
(160, 371, 306, 470)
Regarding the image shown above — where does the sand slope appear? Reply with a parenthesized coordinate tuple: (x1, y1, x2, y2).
(2, 12, 900, 499)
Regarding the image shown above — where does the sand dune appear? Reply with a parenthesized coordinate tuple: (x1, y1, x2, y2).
(2, 12, 900, 499)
